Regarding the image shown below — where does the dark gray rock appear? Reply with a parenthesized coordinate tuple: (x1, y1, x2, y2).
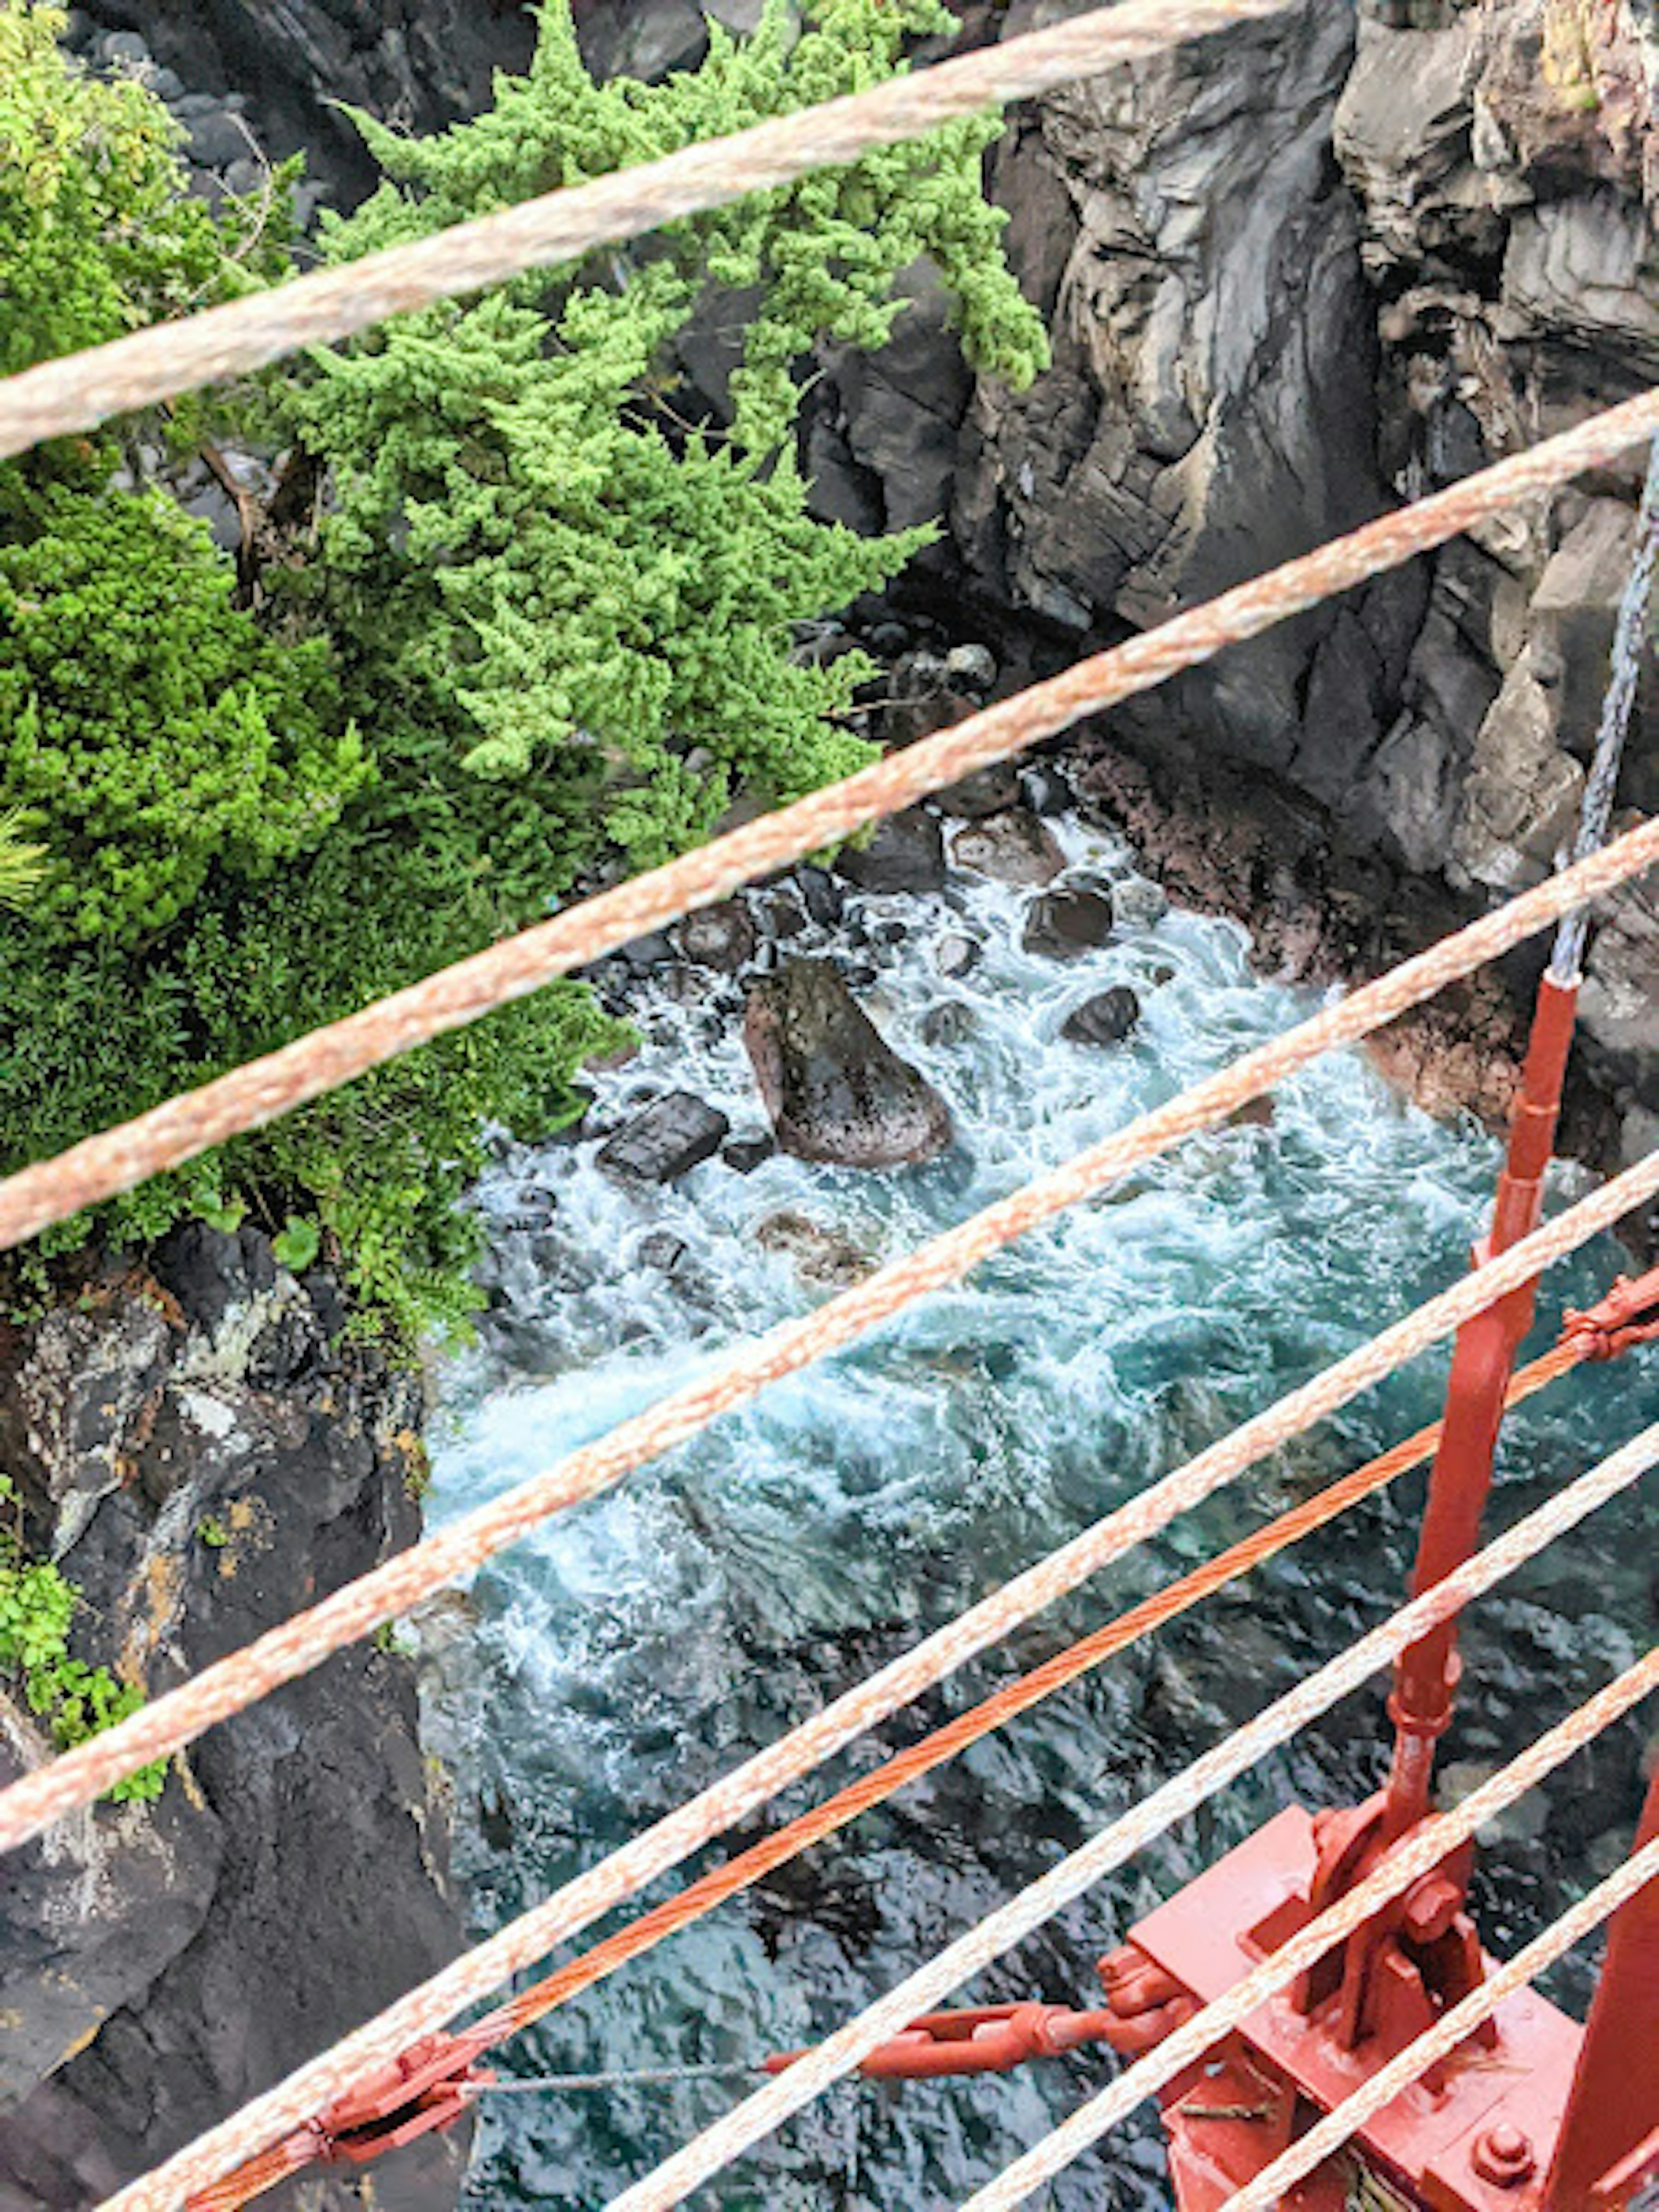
(833, 809, 946, 896)
(184, 108, 254, 171)
(795, 866, 846, 929)
(1021, 887, 1116, 960)
(744, 959, 953, 1167)
(597, 1093, 730, 1183)
(1018, 761, 1075, 817)
(99, 28, 150, 65)
(950, 807, 1066, 887)
(934, 932, 982, 980)
(722, 1130, 776, 1174)
(936, 763, 1023, 820)
(637, 1230, 689, 1274)
(0, 1230, 467, 2212)
(675, 899, 758, 974)
(919, 1001, 978, 1049)
(1061, 985, 1143, 1047)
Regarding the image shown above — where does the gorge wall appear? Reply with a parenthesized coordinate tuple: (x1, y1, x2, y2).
(0, 1231, 469, 2212)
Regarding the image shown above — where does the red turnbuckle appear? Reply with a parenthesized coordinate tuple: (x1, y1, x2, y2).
(765, 2002, 1119, 2082)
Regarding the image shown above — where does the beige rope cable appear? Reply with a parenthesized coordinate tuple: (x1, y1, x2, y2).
(0, 0, 1296, 462)
(105, 1420, 1659, 2212)
(4, 948, 1656, 1853)
(961, 1668, 1659, 2212)
(1208, 1839, 1659, 2212)
(601, 1428, 1659, 2212)
(4, 410, 1659, 1254)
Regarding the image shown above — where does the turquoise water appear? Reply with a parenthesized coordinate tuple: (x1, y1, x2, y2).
(423, 818, 1658, 2210)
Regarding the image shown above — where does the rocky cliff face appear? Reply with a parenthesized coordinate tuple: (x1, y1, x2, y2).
(0, 1229, 468, 2212)
(805, 0, 1659, 1181)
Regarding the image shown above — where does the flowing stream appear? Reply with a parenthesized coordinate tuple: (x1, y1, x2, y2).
(421, 814, 1658, 2211)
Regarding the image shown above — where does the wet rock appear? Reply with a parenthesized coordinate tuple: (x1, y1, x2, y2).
(722, 1130, 776, 1174)
(936, 763, 1023, 819)
(1019, 760, 1074, 817)
(833, 808, 946, 896)
(1112, 877, 1170, 931)
(743, 959, 952, 1167)
(919, 1001, 977, 1049)
(1228, 1095, 1278, 1130)
(596, 1093, 730, 1183)
(1061, 986, 1143, 1048)
(934, 932, 982, 980)
(618, 928, 678, 974)
(185, 109, 254, 171)
(637, 1231, 688, 1274)
(950, 806, 1066, 887)
(675, 899, 758, 974)
(795, 865, 846, 928)
(755, 1211, 878, 1288)
(99, 28, 151, 67)
(1021, 886, 1116, 960)
(945, 642, 998, 692)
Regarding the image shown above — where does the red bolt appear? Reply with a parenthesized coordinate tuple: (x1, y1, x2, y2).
(1472, 2123, 1535, 2187)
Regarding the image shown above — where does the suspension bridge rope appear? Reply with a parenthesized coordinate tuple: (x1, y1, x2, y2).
(107, 1421, 1659, 2212)
(0, 0, 1304, 462)
(4, 1004, 1656, 1854)
(3, 393, 1659, 1254)
(599, 1428, 1659, 2212)
(961, 1665, 1659, 2212)
(423, 1331, 1595, 2055)
(1551, 434, 1659, 983)
(1209, 1841, 1659, 2212)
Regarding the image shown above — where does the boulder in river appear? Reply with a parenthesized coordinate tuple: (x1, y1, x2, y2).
(1061, 986, 1142, 1048)
(950, 807, 1066, 887)
(744, 958, 953, 1167)
(1022, 886, 1116, 960)
(674, 898, 758, 973)
(833, 807, 946, 895)
(597, 1092, 730, 1182)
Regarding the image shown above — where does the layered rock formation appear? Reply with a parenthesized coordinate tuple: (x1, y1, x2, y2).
(0, 1230, 467, 2212)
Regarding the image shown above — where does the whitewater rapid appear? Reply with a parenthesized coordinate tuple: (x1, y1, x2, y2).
(423, 816, 1656, 2210)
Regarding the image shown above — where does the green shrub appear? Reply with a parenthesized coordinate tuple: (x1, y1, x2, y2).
(0, 1477, 166, 1802)
(0, 479, 365, 946)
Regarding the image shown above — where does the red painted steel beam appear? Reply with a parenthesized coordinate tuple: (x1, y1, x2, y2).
(1545, 1760, 1659, 2212)
(1381, 973, 1581, 1843)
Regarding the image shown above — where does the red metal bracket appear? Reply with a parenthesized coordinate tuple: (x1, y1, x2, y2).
(1560, 1265, 1659, 1363)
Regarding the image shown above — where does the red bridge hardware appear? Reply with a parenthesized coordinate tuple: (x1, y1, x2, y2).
(1092, 963, 1659, 2212)
(765, 2002, 1120, 2082)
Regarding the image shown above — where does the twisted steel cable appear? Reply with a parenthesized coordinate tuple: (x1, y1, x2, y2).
(601, 1429, 1659, 2211)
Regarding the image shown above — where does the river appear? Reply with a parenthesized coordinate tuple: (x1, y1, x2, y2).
(421, 810, 1657, 2211)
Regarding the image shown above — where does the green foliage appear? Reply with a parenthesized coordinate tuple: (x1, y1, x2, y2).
(297, 0, 1047, 860)
(0, 1475, 167, 1803)
(196, 1515, 229, 1549)
(0, 478, 365, 945)
(0, 3, 292, 448)
(0, 0, 1044, 1340)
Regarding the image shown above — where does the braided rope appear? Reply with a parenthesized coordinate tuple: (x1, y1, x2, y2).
(0, 0, 1298, 462)
(474, 1340, 1582, 2051)
(1217, 1840, 1659, 2212)
(108, 1417, 1659, 2212)
(603, 1430, 1659, 2211)
(4, 407, 1659, 1252)
(964, 1691, 1659, 2212)
(5, 965, 1656, 1856)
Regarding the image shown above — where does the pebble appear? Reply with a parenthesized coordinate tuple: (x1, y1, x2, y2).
(637, 1231, 688, 1274)
(919, 1001, 976, 1049)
